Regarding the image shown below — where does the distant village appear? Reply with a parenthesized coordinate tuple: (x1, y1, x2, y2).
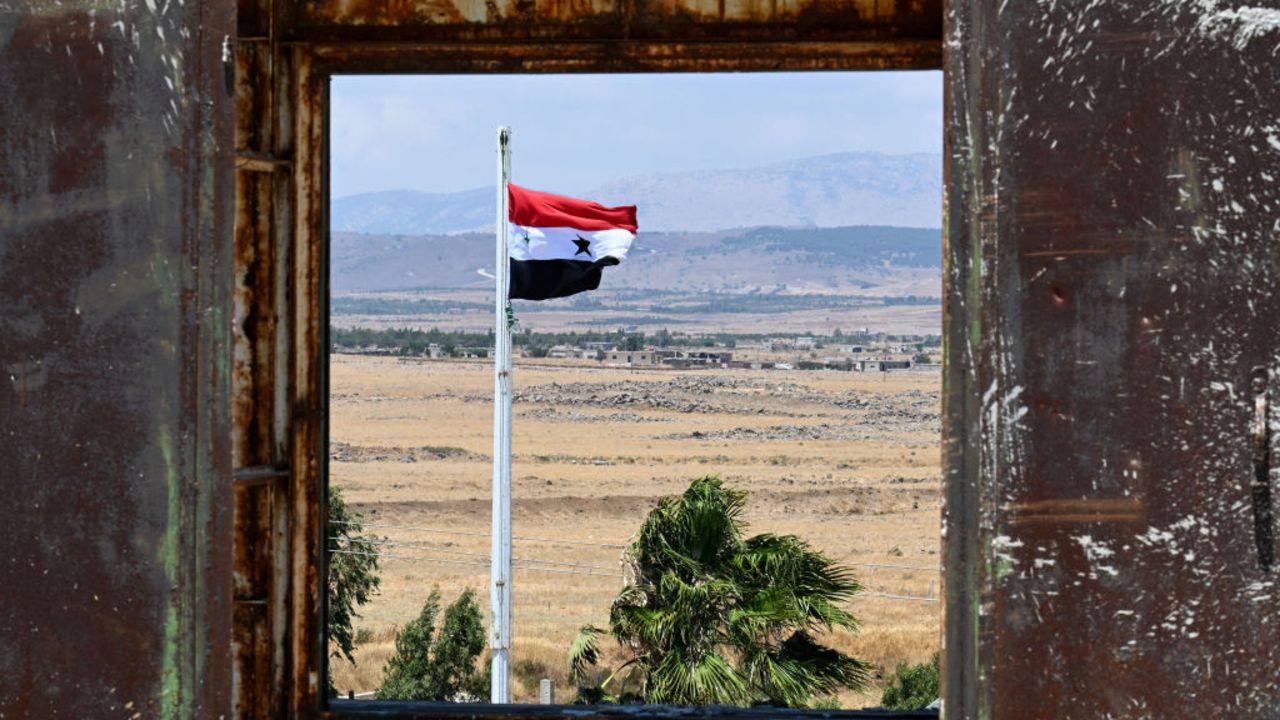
(334, 326, 940, 373)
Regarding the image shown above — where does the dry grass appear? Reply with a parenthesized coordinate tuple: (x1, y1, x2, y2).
(328, 355, 941, 708)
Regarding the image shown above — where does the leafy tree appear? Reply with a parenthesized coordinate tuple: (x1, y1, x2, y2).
(569, 476, 869, 707)
(377, 587, 490, 701)
(912, 353, 932, 365)
(327, 486, 381, 696)
(880, 652, 939, 710)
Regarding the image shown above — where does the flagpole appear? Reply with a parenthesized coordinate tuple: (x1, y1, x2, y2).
(490, 126, 513, 704)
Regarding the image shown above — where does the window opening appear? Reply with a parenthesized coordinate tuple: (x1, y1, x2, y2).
(325, 71, 943, 713)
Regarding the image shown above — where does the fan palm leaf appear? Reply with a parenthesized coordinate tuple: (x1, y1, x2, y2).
(574, 476, 869, 707)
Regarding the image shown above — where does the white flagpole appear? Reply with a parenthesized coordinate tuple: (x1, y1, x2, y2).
(490, 126, 514, 704)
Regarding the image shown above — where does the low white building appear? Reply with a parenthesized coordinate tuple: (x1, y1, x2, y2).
(603, 350, 657, 366)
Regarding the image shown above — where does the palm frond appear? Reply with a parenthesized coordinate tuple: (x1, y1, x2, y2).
(647, 650, 750, 706)
(776, 631, 871, 695)
(568, 625, 603, 683)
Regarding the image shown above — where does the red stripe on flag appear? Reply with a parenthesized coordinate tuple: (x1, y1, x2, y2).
(509, 183, 638, 233)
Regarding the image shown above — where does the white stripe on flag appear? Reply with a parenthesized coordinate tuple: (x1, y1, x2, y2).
(508, 224, 635, 262)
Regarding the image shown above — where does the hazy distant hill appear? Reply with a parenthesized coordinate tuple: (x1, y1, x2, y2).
(331, 187, 492, 235)
(331, 225, 941, 296)
(331, 151, 941, 235)
(591, 152, 940, 231)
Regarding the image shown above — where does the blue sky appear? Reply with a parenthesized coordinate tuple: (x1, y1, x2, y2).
(330, 71, 942, 200)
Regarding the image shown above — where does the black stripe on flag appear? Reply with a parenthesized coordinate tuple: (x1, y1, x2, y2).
(509, 257, 621, 301)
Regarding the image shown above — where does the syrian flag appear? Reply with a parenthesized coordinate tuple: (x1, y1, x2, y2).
(507, 183, 637, 301)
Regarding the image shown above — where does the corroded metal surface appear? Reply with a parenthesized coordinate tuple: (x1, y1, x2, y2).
(0, 0, 235, 717)
(289, 46, 332, 718)
(34, 0, 1280, 717)
(283, 0, 941, 45)
(307, 39, 939, 73)
(230, 0, 944, 715)
(945, 1, 1280, 717)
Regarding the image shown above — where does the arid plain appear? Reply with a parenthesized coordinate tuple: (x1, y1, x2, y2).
(329, 354, 941, 708)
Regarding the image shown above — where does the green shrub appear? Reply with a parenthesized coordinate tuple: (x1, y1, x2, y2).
(327, 487, 381, 696)
(377, 587, 490, 701)
(880, 652, 939, 710)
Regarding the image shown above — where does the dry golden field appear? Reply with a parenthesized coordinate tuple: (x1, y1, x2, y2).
(328, 353, 941, 708)
(330, 288, 942, 337)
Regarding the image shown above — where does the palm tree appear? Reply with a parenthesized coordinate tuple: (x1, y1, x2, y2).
(569, 476, 869, 707)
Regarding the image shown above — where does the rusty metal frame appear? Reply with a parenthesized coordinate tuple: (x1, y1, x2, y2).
(232, 1, 947, 716)
(305, 52, 946, 720)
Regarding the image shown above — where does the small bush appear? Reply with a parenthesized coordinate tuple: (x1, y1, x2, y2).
(377, 587, 490, 701)
(880, 652, 939, 711)
(327, 487, 381, 696)
(354, 627, 375, 646)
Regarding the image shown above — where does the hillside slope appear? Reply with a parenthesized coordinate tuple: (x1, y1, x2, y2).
(331, 151, 941, 235)
(331, 225, 942, 296)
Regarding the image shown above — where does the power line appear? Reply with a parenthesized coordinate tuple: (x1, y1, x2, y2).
(330, 548, 936, 594)
(334, 525, 939, 572)
(855, 591, 938, 603)
(330, 548, 623, 578)
(331, 519, 628, 549)
(332, 537, 621, 572)
(847, 561, 938, 572)
(334, 521, 941, 568)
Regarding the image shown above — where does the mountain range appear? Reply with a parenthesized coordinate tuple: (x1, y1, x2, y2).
(331, 151, 941, 235)
(331, 225, 942, 297)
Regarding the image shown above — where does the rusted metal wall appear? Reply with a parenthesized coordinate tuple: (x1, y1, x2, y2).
(945, 1, 1280, 717)
(10, 0, 1279, 716)
(285, 0, 942, 72)
(0, 0, 235, 717)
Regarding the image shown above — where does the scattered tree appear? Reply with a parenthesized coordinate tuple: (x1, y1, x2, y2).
(327, 487, 382, 697)
(377, 587, 490, 701)
(912, 353, 932, 365)
(880, 652, 939, 711)
(569, 476, 869, 707)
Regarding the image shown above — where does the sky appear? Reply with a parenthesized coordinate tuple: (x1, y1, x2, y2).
(330, 71, 942, 200)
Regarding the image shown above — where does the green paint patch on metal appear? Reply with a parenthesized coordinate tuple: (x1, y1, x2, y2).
(994, 556, 1015, 581)
(157, 421, 186, 718)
